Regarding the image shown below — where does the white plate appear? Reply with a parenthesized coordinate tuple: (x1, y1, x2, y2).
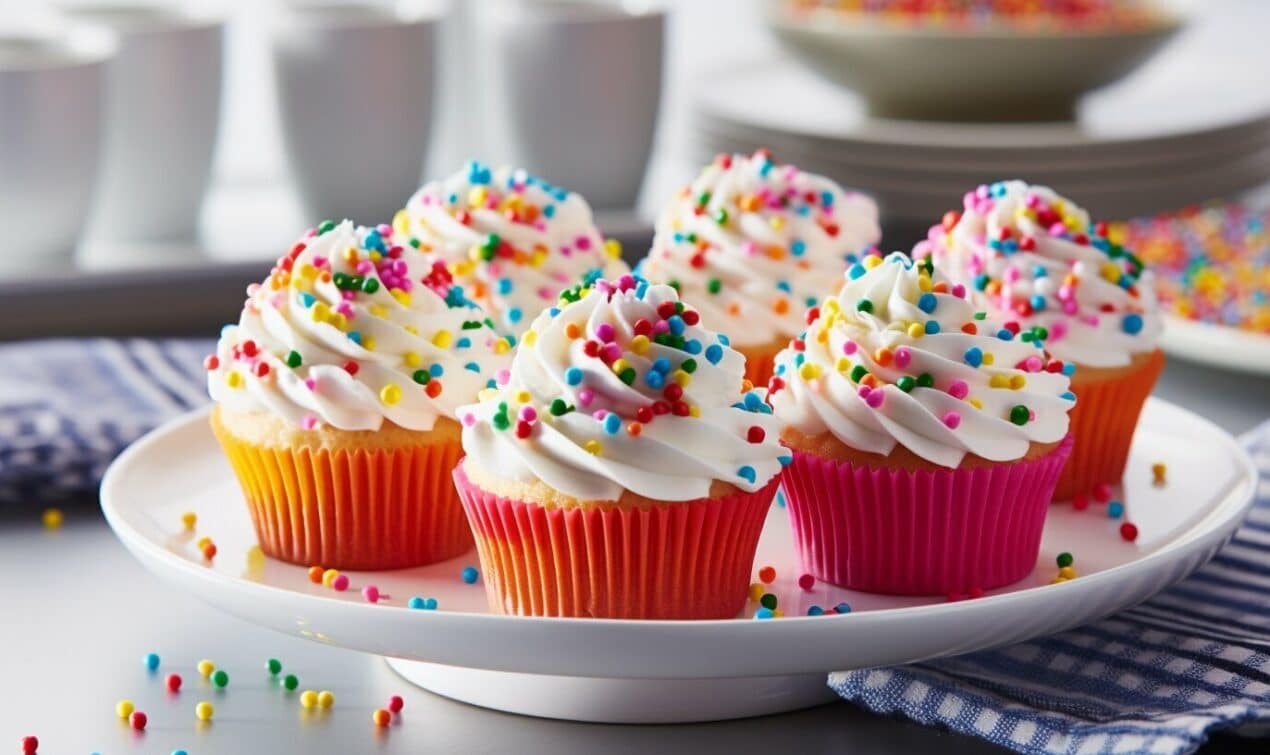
(1160, 315, 1270, 376)
(101, 398, 1257, 723)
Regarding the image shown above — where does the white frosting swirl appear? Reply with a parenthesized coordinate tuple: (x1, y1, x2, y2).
(915, 180, 1162, 368)
(396, 161, 630, 338)
(459, 275, 788, 502)
(640, 151, 881, 347)
(768, 252, 1074, 468)
(208, 220, 512, 432)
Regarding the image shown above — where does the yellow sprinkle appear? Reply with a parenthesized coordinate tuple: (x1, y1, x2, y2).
(432, 330, 453, 348)
(769, 216, 785, 231)
(321, 568, 339, 587)
(990, 374, 1011, 389)
(181, 511, 197, 530)
(328, 313, 348, 331)
(612, 358, 630, 375)
(799, 363, 821, 381)
(1151, 462, 1167, 485)
(584, 440, 602, 456)
(835, 357, 851, 372)
(392, 209, 410, 236)
(311, 301, 331, 322)
(969, 398, 983, 410)
(672, 370, 691, 387)
(226, 371, 243, 389)
(469, 186, 488, 207)
(630, 335, 650, 355)
(515, 390, 531, 404)
(380, 383, 402, 406)
(1050, 576, 1068, 584)
(815, 328, 829, 344)
(391, 290, 412, 307)
(361, 336, 376, 352)
(300, 690, 318, 709)
(404, 325, 419, 336)
(317, 690, 335, 709)
(688, 405, 701, 418)
(604, 239, 622, 260)
(195, 701, 215, 721)
(369, 305, 387, 319)
(748, 583, 764, 601)
(116, 699, 135, 719)
(477, 388, 499, 402)
(342, 247, 359, 265)
(42, 507, 63, 530)
(467, 245, 484, 263)
(824, 298, 841, 313)
(1058, 566, 1077, 579)
(369, 251, 382, 262)
(403, 351, 422, 368)
(493, 339, 511, 355)
(522, 330, 537, 347)
(299, 264, 318, 280)
(907, 322, 925, 338)
(917, 275, 933, 292)
(531, 248, 549, 268)
(1101, 262, 1122, 283)
(863, 255, 882, 270)
(982, 352, 995, 366)
(196, 536, 211, 549)
(197, 659, 215, 678)
(773, 609, 784, 618)
(453, 260, 474, 276)
(1010, 374, 1026, 390)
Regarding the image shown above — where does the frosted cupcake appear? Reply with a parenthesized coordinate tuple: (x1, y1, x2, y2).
(769, 252, 1075, 595)
(639, 150, 880, 387)
(916, 181, 1163, 500)
(454, 274, 787, 619)
(394, 161, 630, 338)
(207, 220, 512, 570)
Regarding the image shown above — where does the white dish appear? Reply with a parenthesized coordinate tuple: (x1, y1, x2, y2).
(1160, 315, 1270, 376)
(101, 398, 1256, 723)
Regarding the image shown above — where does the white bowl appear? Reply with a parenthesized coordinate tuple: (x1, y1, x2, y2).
(766, 2, 1184, 122)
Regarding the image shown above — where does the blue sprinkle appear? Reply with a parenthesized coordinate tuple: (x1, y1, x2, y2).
(758, 159, 773, 178)
(429, 363, 444, 377)
(778, 455, 792, 466)
(408, 596, 425, 609)
(347, 331, 362, 345)
(997, 329, 1014, 341)
(790, 240, 807, 256)
(456, 337, 471, 349)
(299, 292, 316, 308)
(924, 320, 941, 335)
(565, 367, 583, 386)
(807, 605, 824, 616)
(820, 190, 834, 207)
(1030, 295, 1047, 311)
(507, 307, 523, 324)
(635, 281, 649, 298)
(964, 347, 983, 367)
(794, 353, 805, 368)
(498, 278, 513, 295)
(486, 378, 497, 389)
(1062, 363, 1076, 376)
(505, 334, 518, 348)
(1061, 391, 1076, 402)
(464, 361, 481, 373)
(668, 315, 685, 336)
(776, 280, 792, 293)
(973, 274, 990, 291)
(835, 602, 852, 614)
(645, 371, 665, 389)
(848, 264, 866, 280)
(743, 392, 765, 411)
(652, 357, 671, 373)
(173, 750, 189, 755)
(672, 231, 685, 244)
(604, 414, 621, 435)
(917, 293, 937, 313)
(461, 566, 479, 584)
(1122, 313, 1144, 334)
(776, 490, 786, 507)
(547, 307, 560, 318)
(685, 339, 702, 355)
(795, 205, 810, 217)
(447, 192, 459, 205)
(754, 607, 774, 620)
(705, 344, 724, 364)
(737, 465, 757, 484)
(1108, 501, 1124, 518)
(718, 333, 731, 346)
(144, 652, 160, 671)
(1033, 266, 1048, 278)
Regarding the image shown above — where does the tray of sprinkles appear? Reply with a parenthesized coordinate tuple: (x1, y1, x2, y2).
(101, 157, 1258, 723)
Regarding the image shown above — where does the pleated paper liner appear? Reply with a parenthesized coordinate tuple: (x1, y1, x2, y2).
(453, 463, 779, 619)
(780, 435, 1073, 596)
(1054, 348, 1165, 501)
(211, 411, 472, 570)
(736, 338, 787, 391)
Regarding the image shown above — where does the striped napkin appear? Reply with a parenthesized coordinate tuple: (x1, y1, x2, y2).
(831, 428, 1270, 755)
(3, 339, 1268, 754)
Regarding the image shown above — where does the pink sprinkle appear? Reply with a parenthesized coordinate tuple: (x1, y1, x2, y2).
(894, 347, 912, 369)
(943, 411, 961, 429)
(1050, 320, 1068, 341)
(1057, 285, 1074, 301)
(1023, 355, 1043, 373)
(246, 282, 262, 296)
(952, 284, 966, 298)
(575, 236, 592, 251)
(356, 261, 374, 275)
(653, 320, 670, 335)
(461, 413, 476, 427)
(377, 223, 392, 236)
(741, 241, 758, 256)
(519, 406, 537, 422)
(312, 255, 327, 268)
(363, 585, 380, 603)
(1004, 266, 1021, 283)
(553, 271, 569, 283)
(602, 343, 622, 362)
(592, 410, 607, 421)
(1025, 193, 1040, 208)
(1049, 223, 1066, 237)
(331, 574, 349, 591)
(1084, 314, 1100, 327)
(495, 369, 511, 385)
(537, 287, 554, 300)
(1093, 483, 1113, 502)
(842, 340, 857, 356)
(596, 323, 616, 343)
(533, 220, 548, 232)
(304, 378, 317, 391)
(300, 414, 318, 430)
(948, 379, 969, 399)
(1062, 301, 1078, 316)
(962, 191, 977, 210)
(578, 388, 594, 407)
(858, 385, 884, 408)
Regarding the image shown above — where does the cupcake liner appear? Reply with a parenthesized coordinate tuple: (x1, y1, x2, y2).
(1054, 349, 1165, 501)
(780, 435, 1073, 596)
(453, 464, 779, 619)
(736, 339, 786, 389)
(212, 417, 472, 570)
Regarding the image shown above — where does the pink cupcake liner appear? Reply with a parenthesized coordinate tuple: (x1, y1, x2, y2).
(780, 435, 1073, 596)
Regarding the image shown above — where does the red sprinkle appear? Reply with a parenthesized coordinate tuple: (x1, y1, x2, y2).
(388, 695, 404, 713)
(1073, 493, 1089, 511)
(797, 574, 815, 591)
(968, 586, 985, 599)
(129, 711, 147, 731)
(166, 673, 182, 693)
(1093, 483, 1113, 503)
(343, 360, 359, 376)
(758, 566, 776, 584)
(21, 736, 37, 755)
(1120, 522, 1139, 542)
(254, 362, 270, 378)
(241, 340, 259, 357)
(203, 355, 219, 371)
(681, 309, 700, 326)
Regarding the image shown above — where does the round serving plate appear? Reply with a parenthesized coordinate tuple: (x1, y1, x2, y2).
(101, 398, 1257, 723)
(1160, 315, 1270, 376)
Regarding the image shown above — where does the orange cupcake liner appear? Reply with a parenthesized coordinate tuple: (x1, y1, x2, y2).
(212, 418, 472, 570)
(1054, 349, 1166, 501)
(453, 463, 779, 619)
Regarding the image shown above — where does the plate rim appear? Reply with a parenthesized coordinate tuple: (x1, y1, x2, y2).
(1159, 315, 1270, 376)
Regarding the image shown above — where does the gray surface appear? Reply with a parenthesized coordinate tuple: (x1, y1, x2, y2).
(2, 361, 1267, 753)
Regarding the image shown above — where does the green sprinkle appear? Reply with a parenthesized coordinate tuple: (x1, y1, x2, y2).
(212, 669, 229, 688)
(759, 593, 778, 610)
(1056, 552, 1074, 568)
(696, 191, 710, 207)
(715, 209, 729, 225)
(285, 351, 302, 369)
(316, 220, 335, 235)
(361, 277, 379, 294)
(707, 278, 722, 295)
(916, 372, 934, 388)
(461, 320, 483, 330)
(681, 358, 697, 374)
(492, 413, 511, 431)
(856, 299, 873, 313)
(549, 398, 572, 416)
(618, 368, 636, 385)
(974, 311, 987, 320)
(412, 370, 431, 385)
(1009, 405, 1031, 426)
(266, 658, 282, 676)
(849, 365, 868, 383)
(896, 376, 915, 392)
(283, 674, 299, 691)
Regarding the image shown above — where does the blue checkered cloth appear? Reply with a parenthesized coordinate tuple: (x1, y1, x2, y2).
(3, 340, 1269, 753)
(0, 339, 212, 505)
(831, 426, 1270, 754)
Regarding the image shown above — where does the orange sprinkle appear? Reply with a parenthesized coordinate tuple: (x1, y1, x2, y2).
(961, 323, 978, 335)
(932, 281, 949, 293)
(472, 281, 487, 299)
(985, 280, 1002, 296)
(307, 566, 324, 583)
(860, 373, 879, 388)
(318, 271, 332, 284)
(564, 322, 582, 339)
(738, 194, 761, 213)
(727, 302, 742, 316)
(766, 245, 786, 260)
(772, 297, 790, 315)
(626, 422, 642, 437)
(425, 381, 443, 398)
(874, 347, 893, 366)
(741, 379, 754, 392)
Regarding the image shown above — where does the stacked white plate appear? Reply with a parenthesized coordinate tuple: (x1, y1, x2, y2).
(689, 57, 1270, 224)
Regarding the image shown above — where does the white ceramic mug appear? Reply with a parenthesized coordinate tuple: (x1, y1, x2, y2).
(271, 1, 441, 226)
(63, 3, 224, 260)
(0, 26, 115, 274)
(479, 0, 665, 210)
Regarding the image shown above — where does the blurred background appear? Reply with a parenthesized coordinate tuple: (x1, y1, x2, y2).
(0, 0, 1267, 369)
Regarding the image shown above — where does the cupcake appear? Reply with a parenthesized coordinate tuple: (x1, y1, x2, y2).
(639, 150, 880, 388)
(394, 161, 630, 338)
(206, 220, 512, 570)
(915, 181, 1164, 500)
(453, 274, 787, 619)
(769, 251, 1075, 595)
